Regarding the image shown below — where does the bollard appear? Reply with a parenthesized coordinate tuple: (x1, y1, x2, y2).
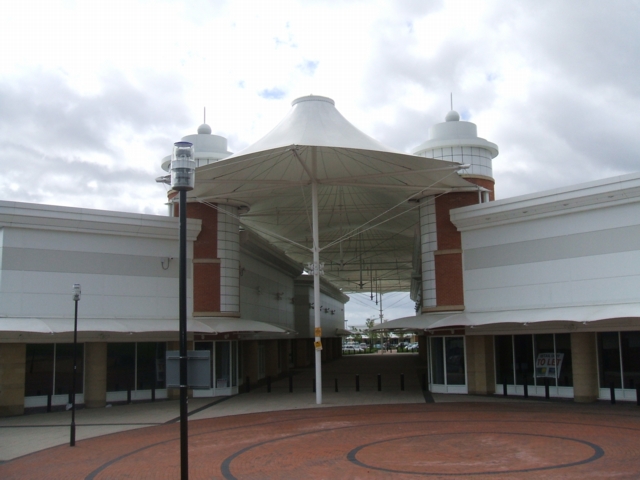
(636, 384, 640, 406)
(378, 374, 382, 392)
(401, 373, 405, 391)
(335, 378, 338, 392)
(544, 378, 550, 400)
(610, 382, 616, 405)
(422, 373, 427, 391)
(246, 376, 250, 393)
(47, 394, 52, 413)
(313, 378, 316, 393)
(127, 388, 132, 404)
(267, 376, 271, 393)
(356, 374, 360, 392)
(152, 388, 156, 402)
(523, 380, 528, 398)
(503, 379, 508, 397)
(289, 373, 293, 393)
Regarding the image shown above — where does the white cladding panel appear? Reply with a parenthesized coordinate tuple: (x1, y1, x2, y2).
(239, 252, 295, 330)
(460, 200, 640, 312)
(0, 227, 192, 319)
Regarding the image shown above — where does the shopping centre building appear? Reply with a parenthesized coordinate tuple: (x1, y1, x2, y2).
(1, 95, 639, 415)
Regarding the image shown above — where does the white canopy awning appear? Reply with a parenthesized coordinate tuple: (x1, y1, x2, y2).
(0, 317, 291, 334)
(374, 303, 640, 331)
(191, 95, 477, 294)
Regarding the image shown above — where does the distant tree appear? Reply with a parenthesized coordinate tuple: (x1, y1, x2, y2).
(365, 318, 377, 348)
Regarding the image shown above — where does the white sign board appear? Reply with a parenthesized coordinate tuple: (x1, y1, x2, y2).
(535, 352, 564, 378)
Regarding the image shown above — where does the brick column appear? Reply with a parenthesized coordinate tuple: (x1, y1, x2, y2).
(466, 335, 495, 395)
(0, 344, 26, 416)
(84, 342, 107, 408)
(571, 332, 599, 403)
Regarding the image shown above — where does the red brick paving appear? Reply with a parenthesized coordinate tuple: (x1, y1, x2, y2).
(2, 402, 640, 479)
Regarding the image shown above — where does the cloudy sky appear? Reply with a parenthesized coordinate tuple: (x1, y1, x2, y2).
(1, 0, 638, 324)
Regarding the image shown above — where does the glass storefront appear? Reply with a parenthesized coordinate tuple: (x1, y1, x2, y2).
(494, 333, 573, 397)
(193, 340, 239, 396)
(597, 331, 640, 400)
(25, 343, 84, 397)
(105, 342, 168, 403)
(428, 336, 467, 394)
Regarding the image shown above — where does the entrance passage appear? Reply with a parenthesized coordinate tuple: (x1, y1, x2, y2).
(428, 336, 467, 394)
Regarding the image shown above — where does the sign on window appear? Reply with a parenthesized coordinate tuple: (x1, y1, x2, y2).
(535, 353, 564, 378)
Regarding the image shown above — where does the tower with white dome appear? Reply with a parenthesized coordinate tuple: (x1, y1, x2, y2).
(412, 110, 499, 314)
(412, 109, 498, 198)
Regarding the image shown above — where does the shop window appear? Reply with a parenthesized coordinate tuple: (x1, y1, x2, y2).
(494, 335, 514, 385)
(514, 335, 534, 386)
(54, 343, 84, 394)
(534, 334, 557, 387)
(195, 342, 214, 388)
(430, 337, 445, 385)
(137, 342, 166, 390)
(445, 337, 466, 385)
(107, 343, 135, 392)
(232, 341, 238, 387)
(598, 332, 621, 388)
(25, 344, 54, 396)
(621, 332, 640, 389)
(216, 341, 231, 388)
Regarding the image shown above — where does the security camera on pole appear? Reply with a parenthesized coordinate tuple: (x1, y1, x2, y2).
(171, 141, 195, 480)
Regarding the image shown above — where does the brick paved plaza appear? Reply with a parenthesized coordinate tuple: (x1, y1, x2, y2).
(2, 400, 640, 479)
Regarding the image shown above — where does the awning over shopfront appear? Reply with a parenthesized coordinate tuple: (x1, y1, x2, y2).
(374, 303, 640, 331)
(0, 317, 291, 335)
(335, 328, 355, 336)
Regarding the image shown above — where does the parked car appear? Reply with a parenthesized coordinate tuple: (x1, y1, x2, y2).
(406, 342, 419, 352)
(342, 343, 364, 353)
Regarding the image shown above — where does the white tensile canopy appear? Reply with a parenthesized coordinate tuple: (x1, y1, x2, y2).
(192, 95, 479, 295)
(189, 95, 478, 404)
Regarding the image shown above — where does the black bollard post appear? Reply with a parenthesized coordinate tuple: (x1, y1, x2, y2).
(313, 378, 316, 393)
(610, 382, 616, 405)
(422, 373, 427, 391)
(335, 378, 338, 392)
(127, 388, 132, 404)
(636, 384, 640, 406)
(152, 388, 156, 402)
(503, 378, 508, 397)
(401, 373, 405, 391)
(356, 374, 360, 392)
(267, 376, 271, 393)
(544, 378, 550, 400)
(47, 394, 52, 413)
(289, 373, 293, 393)
(378, 374, 382, 392)
(246, 376, 250, 393)
(523, 378, 529, 398)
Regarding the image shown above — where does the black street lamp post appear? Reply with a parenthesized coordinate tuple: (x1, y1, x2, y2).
(70, 283, 81, 447)
(170, 141, 196, 480)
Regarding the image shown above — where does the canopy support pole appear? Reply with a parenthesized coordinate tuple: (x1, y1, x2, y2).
(311, 148, 322, 404)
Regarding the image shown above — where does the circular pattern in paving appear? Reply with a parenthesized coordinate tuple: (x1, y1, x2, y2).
(2, 402, 640, 479)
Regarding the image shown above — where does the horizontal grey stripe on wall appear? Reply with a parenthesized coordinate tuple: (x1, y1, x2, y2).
(1, 247, 187, 278)
(465, 224, 640, 270)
